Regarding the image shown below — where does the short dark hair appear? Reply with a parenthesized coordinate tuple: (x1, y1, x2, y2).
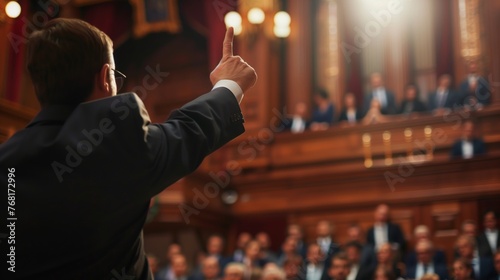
(26, 18, 113, 107)
(343, 241, 363, 252)
(316, 88, 330, 100)
(331, 252, 350, 265)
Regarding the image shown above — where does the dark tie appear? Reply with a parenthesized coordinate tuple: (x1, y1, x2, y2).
(423, 264, 428, 274)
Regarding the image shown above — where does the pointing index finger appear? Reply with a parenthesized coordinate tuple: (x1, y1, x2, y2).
(223, 27, 234, 59)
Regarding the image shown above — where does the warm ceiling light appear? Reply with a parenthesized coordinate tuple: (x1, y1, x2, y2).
(247, 8, 265, 24)
(274, 11, 291, 27)
(224, 11, 242, 28)
(274, 25, 291, 38)
(5, 1, 21, 19)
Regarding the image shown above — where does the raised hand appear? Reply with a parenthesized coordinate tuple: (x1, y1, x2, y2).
(210, 27, 257, 94)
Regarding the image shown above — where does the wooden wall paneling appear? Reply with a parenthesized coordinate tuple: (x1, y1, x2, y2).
(485, 0, 500, 103)
(285, 0, 313, 114)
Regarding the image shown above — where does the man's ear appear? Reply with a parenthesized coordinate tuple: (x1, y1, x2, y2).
(97, 63, 111, 93)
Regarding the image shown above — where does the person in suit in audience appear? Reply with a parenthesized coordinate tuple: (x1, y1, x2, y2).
(463, 220, 479, 238)
(223, 263, 245, 280)
(241, 240, 267, 270)
(493, 250, 500, 280)
(362, 99, 390, 125)
(283, 102, 310, 133)
(207, 235, 230, 271)
(375, 243, 405, 279)
(327, 253, 351, 280)
(398, 84, 427, 114)
(283, 254, 304, 280)
(310, 89, 336, 131)
(317, 220, 336, 256)
(405, 239, 448, 280)
(459, 61, 491, 108)
(338, 93, 363, 124)
(373, 266, 396, 280)
(277, 236, 299, 267)
(453, 258, 474, 280)
(344, 241, 374, 280)
(262, 267, 286, 280)
(147, 254, 160, 277)
(170, 254, 191, 280)
(405, 225, 447, 267)
(477, 211, 500, 258)
(233, 232, 252, 263)
(288, 224, 308, 258)
(302, 243, 325, 280)
(366, 204, 406, 256)
(157, 243, 183, 280)
(456, 235, 496, 280)
(450, 120, 487, 160)
(257, 232, 278, 263)
(362, 73, 398, 116)
(428, 74, 460, 112)
(190, 256, 221, 280)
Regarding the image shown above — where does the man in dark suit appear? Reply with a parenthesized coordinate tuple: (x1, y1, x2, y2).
(362, 73, 398, 116)
(344, 241, 374, 280)
(450, 120, 487, 159)
(459, 61, 491, 107)
(0, 19, 256, 279)
(478, 211, 500, 258)
(398, 84, 427, 114)
(405, 225, 447, 267)
(366, 204, 406, 256)
(338, 93, 363, 124)
(456, 235, 496, 280)
(405, 239, 448, 280)
(428, 74, 460, 111)
(326, 253, 351, 280)
(282, 102, 310, 133)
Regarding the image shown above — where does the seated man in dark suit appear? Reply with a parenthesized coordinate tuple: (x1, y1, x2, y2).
(310, 89, 336, 131)
(398, 84, 427, 114)
(344, 241, 374, 280)
(189, 256, 221, 280)
(405, 239, 448, 280)
(327, 253, 351, 280)
(302, 243, 325, 280)
(459, 61, 491, 108)
(0, 19, 256, 279)
(338, 93, 363, 124)
(282, 102, 310, 133)
(477, 211, 500, 258)
(362, 73, 398, 116)
(405, 225, 447, 267)
(456, 235, 496, 280)
(450, 120, 487, 160)
(428, 74, 460, 112)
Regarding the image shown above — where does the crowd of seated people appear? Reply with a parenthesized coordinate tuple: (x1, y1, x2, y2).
(147, 205, 500, 280)
(283, 62, 493, 132)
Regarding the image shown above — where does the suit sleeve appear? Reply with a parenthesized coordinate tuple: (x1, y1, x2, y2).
(112, 88, 245, 200)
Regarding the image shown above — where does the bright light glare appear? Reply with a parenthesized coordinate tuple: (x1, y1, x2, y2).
(248, 8, 265, 24)
(274, 25, 291, 38)
(5, 1, 21, 19)
(224, 11, 242, 28)
(274, 11, 291, 27)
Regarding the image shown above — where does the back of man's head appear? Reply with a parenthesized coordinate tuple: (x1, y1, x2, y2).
(26, 18, 113, 107)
